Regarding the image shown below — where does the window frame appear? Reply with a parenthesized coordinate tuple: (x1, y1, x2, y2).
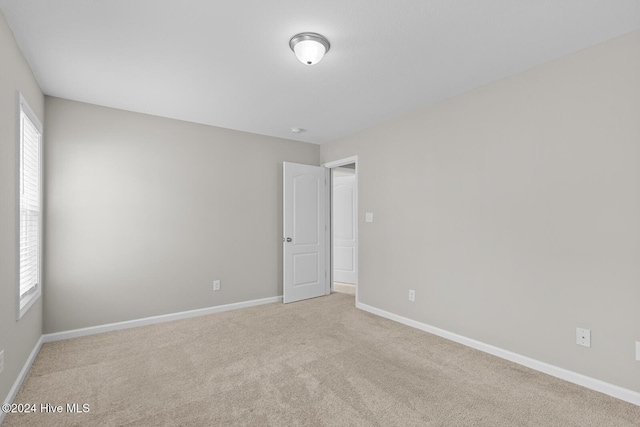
(16, 93, 43, 320)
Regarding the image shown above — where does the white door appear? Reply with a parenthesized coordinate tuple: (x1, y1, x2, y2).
(283, 162, 328, 303)
(333, 171, 357, 283)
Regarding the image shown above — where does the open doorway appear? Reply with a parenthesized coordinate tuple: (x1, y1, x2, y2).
(332, 165, 357, 295)
(323, 156, 358, 302)
(282, 157, 358, 305)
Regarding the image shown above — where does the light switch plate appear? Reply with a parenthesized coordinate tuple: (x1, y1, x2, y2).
(365, 212, 373, 223)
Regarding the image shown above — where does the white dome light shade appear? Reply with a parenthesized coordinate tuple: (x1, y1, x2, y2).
(294, 40, 326, 65)
(289, 33, 330, 65)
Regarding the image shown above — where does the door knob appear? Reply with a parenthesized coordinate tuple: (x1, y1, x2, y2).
(284, 237, 292, 242)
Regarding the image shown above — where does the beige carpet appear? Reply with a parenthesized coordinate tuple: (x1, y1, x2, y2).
(4, 293, 640, 426)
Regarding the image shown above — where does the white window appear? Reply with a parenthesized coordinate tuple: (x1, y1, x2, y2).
(17, 94, 42, 319)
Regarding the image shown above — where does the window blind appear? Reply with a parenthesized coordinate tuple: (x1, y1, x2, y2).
(19, 104, 41, 305)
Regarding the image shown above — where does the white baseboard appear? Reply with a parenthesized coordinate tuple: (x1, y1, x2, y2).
(356, 302, 640, 407)
(1, 335, 44, 424)
(44, 296, 283, 343)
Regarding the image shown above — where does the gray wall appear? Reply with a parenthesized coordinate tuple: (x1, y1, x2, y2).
(44, 97, 319, 333)
(0, 11, 44, 402)
(321, 30, 640, 393)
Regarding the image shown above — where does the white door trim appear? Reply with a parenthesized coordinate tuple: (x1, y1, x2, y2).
(322, 156, 359, 305)
(323, 156, 358, 169)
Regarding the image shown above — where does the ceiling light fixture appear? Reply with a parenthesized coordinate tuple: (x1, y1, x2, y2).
(289, 32, 330, 65)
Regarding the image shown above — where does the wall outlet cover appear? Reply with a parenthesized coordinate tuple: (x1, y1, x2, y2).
(408, 289, 415, 302)
(636, 341, 640, 361)
(0, 349, 4, 375)
(576, 327, 591, 348)
(213, 280, 221, 291)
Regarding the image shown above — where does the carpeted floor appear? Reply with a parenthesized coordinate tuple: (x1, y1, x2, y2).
(3, 293, 640, 426)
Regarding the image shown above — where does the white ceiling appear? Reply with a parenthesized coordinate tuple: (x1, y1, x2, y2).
(1, 1, 639, 144)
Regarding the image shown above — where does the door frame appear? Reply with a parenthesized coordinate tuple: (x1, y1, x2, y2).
(322, 155, 359, 305)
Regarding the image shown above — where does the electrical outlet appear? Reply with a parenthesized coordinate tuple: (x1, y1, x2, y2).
(0, 350, 4, 375)
(365, 212, 373, 223)
(213, 280, 221, 291)
(576, 328, 591, 348)
(636, 342, 640, 361)
(408, 289, 415, 302)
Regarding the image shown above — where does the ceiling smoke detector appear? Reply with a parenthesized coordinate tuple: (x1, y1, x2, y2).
(290, 128, 306, 134)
